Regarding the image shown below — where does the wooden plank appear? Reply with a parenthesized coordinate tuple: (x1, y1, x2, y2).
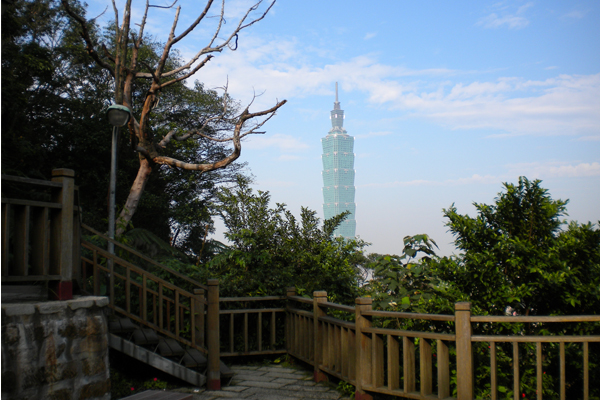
(270, 311, 276, 350)
(175, 291, 180, 338)
(560, 342, 565, 400)
(584, 342, 589, 400)
(258, 311, 263, 352)
(159, 282, 164, 330)
(341, 327, 348, 378)
(388, 335, 400, 391)
(1, 285, 47, 302)
(363, 309, 455, 322)
(536, 342, 542, 400)
(1, 198, 62, 209)
(373, 333, 384, 387)
(2, 203, 9, 277)
(420, 338, 432, 396)
(403, 336, 415, 393)
(142, 276, 148, 321)
(491, 342, 497, 400)
(244, 312, 249, 353)
(437, 339, 450, 399)
(513, 342, 519, 400)
(1, 174, 62, 187)
(126, 268, 131, 313)
(364, 326, 455, 341)
(14, 205, 30, 276)
(472, 335, 600, 342)
(229, 314, 234, 353)
(30, 207, 49, 276)
(471, 315, 600, 323)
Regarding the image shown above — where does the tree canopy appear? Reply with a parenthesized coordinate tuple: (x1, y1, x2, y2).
(207, 178, 369, 301)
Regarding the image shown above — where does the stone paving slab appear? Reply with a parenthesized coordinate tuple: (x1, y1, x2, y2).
(182, 365, 349, 400)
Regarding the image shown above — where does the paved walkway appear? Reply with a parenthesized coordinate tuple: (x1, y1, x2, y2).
(176, 365, 350, 400)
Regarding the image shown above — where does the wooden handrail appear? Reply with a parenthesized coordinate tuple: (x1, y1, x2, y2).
(1, 174, 63, 187)
(471, 314, 600, 322)
(81, 223, 207, 290)
(363, 309, 455, 321)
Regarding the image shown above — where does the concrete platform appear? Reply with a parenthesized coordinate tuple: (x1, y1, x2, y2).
(181, 365, 351, 400)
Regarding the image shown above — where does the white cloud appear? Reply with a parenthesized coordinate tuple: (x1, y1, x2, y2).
(364, 32, 377, 40)
(355, 131, 394, 139)
(277, 154, 303, 161)
(507, 162, 600, 178)
(476, 2, 533, 29)
(477, 13, 529, 29)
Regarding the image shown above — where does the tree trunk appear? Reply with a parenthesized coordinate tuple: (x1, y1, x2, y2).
(116, 157, 152, 236)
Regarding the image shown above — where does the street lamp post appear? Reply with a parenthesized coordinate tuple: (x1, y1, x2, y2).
(106, 105, 131, 256)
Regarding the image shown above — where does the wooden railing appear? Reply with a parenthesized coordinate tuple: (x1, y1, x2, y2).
(79, 224, 223, 389)
(1, 169, 79, 299)
(219, 295, 288, 357)
(287, 290, 600, 400)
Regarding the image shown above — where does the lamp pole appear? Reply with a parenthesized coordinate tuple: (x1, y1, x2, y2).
(108, 125, 119, 256)
(106, 104, 131, 256)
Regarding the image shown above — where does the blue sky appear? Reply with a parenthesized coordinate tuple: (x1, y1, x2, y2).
(87, 0, 600, 256)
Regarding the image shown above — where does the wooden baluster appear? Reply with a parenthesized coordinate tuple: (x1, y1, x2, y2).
(206, 279, 220, 390)
(14, 205, 29, 277)
(388, 335, 400, 391)
(513, 342, 520, 400)
(229, 313, 234, 353)
(126, 268, 131, 314)
(159, 282, 164, 330)
(50, 168, 74, 300)
(420, 338, 432, 396)
(1, 203, 9, 277)
(175, 291, 180, 338)
(258, 312, 263, 352)
(31, 207, 49, 276)
(560, 342, 565, 400)
(244, 313, 249, 353)
(270, 311, 276, 350)
(536, 342, 542, 400)
(584, 342, 589, 400)
(372, 333, 384, 388)
(355, 297, 373, 400)
(313, 291, 328, 382)
(403, 336, 415, 394)
(491, 342, 497, 400)
(437, 339, 450, 399)
(193, 289, 205, 349)
(142, 276, 147, 322)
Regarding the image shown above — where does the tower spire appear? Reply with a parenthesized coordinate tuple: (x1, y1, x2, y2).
(333, 82, 341, 110)
(330, 82, 344, 130)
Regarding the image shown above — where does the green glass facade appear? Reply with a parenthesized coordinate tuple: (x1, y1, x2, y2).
(322, 84, 356, 238)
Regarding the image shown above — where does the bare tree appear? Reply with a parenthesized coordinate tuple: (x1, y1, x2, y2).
(61, 0, 286, 235)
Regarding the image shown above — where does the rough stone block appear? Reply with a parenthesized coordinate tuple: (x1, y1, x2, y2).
(2, 303, 36, 316)
(37, 301, 67, 315)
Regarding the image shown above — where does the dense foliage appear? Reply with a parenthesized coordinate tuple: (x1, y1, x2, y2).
(207, 178, 368, 301)
(367, 177, 600, 399)
(1, 0, 248, 256)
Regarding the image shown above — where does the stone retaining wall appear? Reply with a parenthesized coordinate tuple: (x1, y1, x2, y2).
(1, 296, 110, 400)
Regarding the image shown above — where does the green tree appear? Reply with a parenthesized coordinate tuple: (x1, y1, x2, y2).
(367, 177, 600, 399)
(61, 0, 286, 235)
(208, 178, 368, 302)
(1, 0, 253, 255)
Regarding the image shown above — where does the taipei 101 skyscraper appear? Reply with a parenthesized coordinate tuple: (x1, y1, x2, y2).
(321, 83, 356, 238)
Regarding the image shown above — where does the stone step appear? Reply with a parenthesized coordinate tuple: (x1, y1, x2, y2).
(157, 338, 185, 358)
(109, 317, 137, 334)
(132, 328, 160, 346)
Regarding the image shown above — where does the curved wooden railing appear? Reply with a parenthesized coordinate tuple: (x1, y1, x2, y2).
(286, 291, 600, 400)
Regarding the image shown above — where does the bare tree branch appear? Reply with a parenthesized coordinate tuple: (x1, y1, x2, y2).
(60, 0, 115, 76)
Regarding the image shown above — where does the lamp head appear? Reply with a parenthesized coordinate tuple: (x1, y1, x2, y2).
(107, 104, 131, 127)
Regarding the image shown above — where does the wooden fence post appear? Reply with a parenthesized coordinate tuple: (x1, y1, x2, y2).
(194, 288, 206, 348)
(286, 287, 296, 353)
(206, 279, 221, 390)
(455, 302, 473, 400)
(355, 297, 373, 400)
(313, 291, 328, 382)
(50, 168, 75, 300)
